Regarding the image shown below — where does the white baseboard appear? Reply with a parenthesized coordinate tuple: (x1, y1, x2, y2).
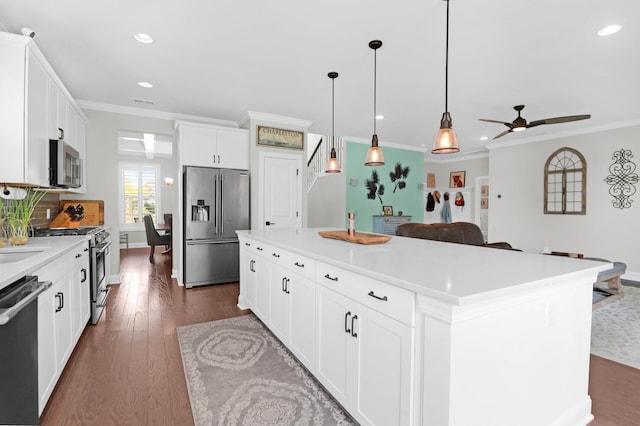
(119, 242, 148, 249)
(623, 270, 640, 283)
(109, 273, 122, 284)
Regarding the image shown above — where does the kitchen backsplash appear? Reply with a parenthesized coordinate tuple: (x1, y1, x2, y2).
(31, 193, 61, 228)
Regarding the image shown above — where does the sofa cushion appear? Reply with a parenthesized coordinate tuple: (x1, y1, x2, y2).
(396, 222, 515, 250)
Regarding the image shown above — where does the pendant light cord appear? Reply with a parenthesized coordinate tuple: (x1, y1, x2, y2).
(331, 77, 335, 149)
(373, 48, 377, 134)
(445, 0, 450, 113)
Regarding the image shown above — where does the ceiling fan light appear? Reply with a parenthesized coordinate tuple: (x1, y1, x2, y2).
(512, 126, 527, 132)
(365, 134, 385, 166)
(432, 112, 459, 154)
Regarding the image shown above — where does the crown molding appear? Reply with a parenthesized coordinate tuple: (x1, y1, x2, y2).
(344, 136, 426, 153)
(240, 111, 313, 129)
(77, 100, 239, 127)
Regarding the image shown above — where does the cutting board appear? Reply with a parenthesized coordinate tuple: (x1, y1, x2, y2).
(58, 200, 104, 226)
(318, 230, 392, 245)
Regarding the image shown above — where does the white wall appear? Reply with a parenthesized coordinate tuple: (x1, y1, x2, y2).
(307, 173, 346, 228)
(489, 124, 640, 278)
(75, 109, 174, 281)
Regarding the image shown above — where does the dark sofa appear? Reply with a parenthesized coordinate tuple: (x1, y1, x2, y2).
(395, 221, 516, 250)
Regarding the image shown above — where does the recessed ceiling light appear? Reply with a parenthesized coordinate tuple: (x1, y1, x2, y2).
(134, 33, 154, 44)
(375, 114, 384, 120)
(137, 81, 153, 88)
(597, 24, 622, 36)
(480, 136, 489, 141)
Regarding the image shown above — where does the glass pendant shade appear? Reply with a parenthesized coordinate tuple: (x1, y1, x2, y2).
(325, 146, 340, 173)
(365, 134, 385, 166)
(432, 112, 459, 154)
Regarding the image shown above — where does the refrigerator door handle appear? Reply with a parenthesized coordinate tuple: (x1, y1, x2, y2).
(213, 174, 218, 235)
(220, 173, 224, 234)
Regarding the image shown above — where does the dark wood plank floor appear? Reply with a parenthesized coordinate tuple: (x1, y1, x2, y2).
(39, 248, 640, 425)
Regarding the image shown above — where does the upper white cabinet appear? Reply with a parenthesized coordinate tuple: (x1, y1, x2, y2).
(176, 121, 249, 170)
(0, 31, 86, 189)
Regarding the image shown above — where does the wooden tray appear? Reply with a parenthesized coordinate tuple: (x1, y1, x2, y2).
(318, 230, 392, 245)
(59, 200, 104, 226)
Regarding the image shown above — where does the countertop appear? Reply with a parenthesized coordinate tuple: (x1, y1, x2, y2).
(237, 228, 611, 305)
(0, 236, 90, 291)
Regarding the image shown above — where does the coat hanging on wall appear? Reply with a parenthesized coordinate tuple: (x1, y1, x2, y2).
(426, 192, 435, 212)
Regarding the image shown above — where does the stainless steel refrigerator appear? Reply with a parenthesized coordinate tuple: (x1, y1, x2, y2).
(183, 166, 249, 288)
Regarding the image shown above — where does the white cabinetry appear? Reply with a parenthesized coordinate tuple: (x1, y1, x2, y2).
(36, 240, 90, 415)
(316, 265, 414, 426)
(177, 121, 249, 170)
(0, 31, 86, 189)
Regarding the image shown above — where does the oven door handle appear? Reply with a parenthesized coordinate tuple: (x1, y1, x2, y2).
(95, 241, 111, 254)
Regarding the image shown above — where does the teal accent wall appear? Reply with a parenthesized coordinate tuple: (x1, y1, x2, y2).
(345, 141, 425, 232)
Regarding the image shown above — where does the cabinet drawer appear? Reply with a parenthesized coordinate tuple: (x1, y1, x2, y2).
(316, 262, 414, 326)
(280, 251, 315, 280)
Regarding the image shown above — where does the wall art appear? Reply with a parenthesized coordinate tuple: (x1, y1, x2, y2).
(604, 148, 638, 209)
(389, 163, 410, 193)
(257, 126, 304, 150)
(449, 171, 465, 188)
(365, 170, 385, 205)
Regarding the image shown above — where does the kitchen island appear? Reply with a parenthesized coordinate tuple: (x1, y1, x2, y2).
(237, 228, 609, 426)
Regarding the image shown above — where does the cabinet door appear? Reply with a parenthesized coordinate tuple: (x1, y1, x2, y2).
(38, 287, 57, 415)
(179, 124, 218, 167)
(71, 252, 90, 341)
(240, 244, 257, 310)
(216, 128, 249, 169)
(253, 256, 270, 322)
(316, 285, 352, 405)
(54, 275, 74, 370)
(269, 264, 290, 342)
(352, 304, 413, 426)
(289, 273, 315, 371)
(26, 49, 49, 187)
(79, 258, 90, 325)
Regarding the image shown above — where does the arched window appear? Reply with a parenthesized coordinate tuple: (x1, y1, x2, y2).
(544, 147, 586, 214)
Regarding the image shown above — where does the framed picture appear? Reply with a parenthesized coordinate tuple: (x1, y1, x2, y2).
(481, 185, 489, 197)
(257, 126, 304, 150)
(481, 197, 489, 209)
(449, 171, 466, 188)
(426, 172, 436, 188)
(382, 205, 393, 216)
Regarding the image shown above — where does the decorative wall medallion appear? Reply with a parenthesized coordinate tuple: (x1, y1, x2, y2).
(604, 149, 638, 209)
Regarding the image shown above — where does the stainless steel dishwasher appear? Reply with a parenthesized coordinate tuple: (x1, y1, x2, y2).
(0, 275, 51, 425)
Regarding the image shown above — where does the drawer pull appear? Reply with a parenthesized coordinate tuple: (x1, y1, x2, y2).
(272, 253, 280, 258)
(351, 315, 358, 338)
(324, 274, 338, 282)
(257, 247, 263, 251)
(294, 261, 305, 268)
(249, 259, 255, 272)
(75, 253, 82, 258)
(368, 291, 388, 302)
(245, 242, 251, 246)
(344, 311, 351, 334)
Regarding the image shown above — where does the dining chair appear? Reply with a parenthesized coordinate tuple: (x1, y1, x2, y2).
(143, 215, 171, 263)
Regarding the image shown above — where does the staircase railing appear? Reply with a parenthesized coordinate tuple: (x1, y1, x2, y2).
(307, 136, 343, 190)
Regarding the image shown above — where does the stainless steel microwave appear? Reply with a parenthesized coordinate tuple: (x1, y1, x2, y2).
(49, 139, 82, 188)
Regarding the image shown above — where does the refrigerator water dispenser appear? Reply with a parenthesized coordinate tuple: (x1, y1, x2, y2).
(191, 199, 210, 222)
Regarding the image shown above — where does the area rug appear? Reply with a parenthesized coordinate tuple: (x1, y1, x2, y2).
(591, 285, 640, 369)
(177, 314, 355, 426)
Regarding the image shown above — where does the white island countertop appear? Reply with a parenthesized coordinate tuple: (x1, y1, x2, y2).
(237, 228, 610, 306)
(0, 236, 89, 291)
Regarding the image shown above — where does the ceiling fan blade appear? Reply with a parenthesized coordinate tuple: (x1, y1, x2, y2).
(493, 129, 512, 139)
(479, 118, 511, 125)
(528, 114, 591, 127)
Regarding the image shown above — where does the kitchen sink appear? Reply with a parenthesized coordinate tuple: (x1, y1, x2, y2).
(0, 249, 44, 264)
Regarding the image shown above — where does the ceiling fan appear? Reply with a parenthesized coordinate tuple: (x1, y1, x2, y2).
(479, 105, 591, 139)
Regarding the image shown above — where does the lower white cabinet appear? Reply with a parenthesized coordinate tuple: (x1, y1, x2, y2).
(36, 241, 90, 414)
(316, 285, 413, 426)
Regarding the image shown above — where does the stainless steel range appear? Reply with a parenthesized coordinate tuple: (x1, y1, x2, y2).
(34, 226, 112, 324)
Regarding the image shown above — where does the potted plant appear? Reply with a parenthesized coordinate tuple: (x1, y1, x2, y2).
(5, 188, 47, 245)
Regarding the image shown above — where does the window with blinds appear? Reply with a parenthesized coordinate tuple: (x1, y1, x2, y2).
(119, 163, 161, 228)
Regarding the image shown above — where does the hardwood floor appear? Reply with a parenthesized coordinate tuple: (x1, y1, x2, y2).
(39, 248, 640, 425)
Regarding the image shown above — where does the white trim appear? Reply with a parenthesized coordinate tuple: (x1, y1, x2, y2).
(241, 110, 313, 129)
(78, 100, 239, 127)
(344, 135, 426, 152)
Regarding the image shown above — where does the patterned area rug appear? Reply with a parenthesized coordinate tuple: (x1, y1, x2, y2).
(177, 314, 355, 426)
(591, 285, 640, 369)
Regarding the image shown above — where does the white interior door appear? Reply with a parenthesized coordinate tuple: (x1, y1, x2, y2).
(261, 153, 301, 229)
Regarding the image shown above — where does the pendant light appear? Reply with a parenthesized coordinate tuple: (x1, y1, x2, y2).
(365, 40, 385, 166)
(325, 72, 341, 173)
(432, 0, 460, 154)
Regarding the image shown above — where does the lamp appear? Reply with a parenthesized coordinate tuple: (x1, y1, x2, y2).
(325, 72, 341, 173)
(365, 40, 385, 166)
(432, 0, 460, 154)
